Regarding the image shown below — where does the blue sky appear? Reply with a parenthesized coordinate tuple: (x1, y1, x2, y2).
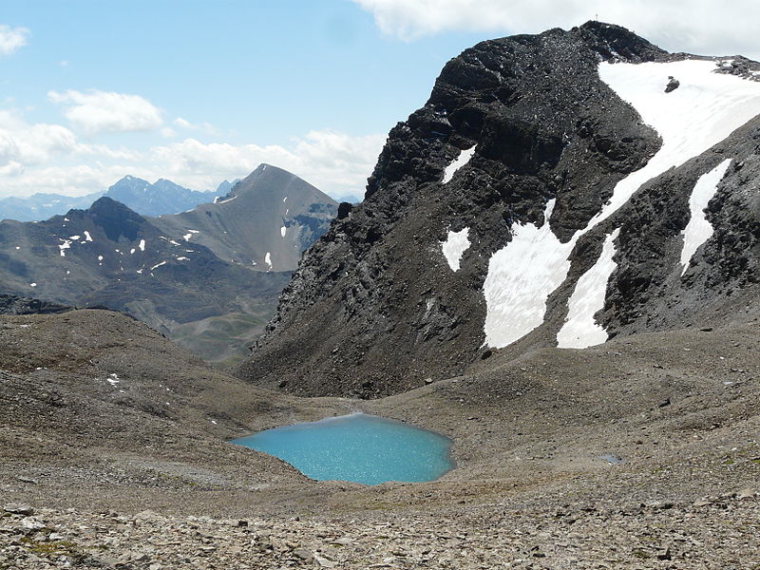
(1, 0, 758, 200)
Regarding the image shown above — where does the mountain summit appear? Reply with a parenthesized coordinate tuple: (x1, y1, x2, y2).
(152, 164, 338, 272)
(239, 22, 760, 397)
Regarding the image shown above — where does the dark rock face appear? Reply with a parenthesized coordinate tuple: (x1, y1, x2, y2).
(239, 23, 760, 398)
(0, 295, 71, 315)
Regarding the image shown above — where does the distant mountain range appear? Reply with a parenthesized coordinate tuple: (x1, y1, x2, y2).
(0, 164, 337, 364)
(0, 177, 237, 222)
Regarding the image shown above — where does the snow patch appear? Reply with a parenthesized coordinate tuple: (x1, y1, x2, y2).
(264, 252, 272, 271)
(150, 261, 167, 271)
(216, 195, 238, 205)
(106, 373, 120, 387)
(442, 146, 476, 184)
(557, 229, 621, 348)
(176, 256, 189, 261)
(680, 159, 732, 275)
(484, 201, 573, 348)
(29, 282, 37, 287)
(58, 239, 71, 257)
(280, 226, 287, 238)
(69, 235, 80, 241)
(441, 228, 470, 271)
(83, 231, 93, 242)
(139, 239, 146, 252)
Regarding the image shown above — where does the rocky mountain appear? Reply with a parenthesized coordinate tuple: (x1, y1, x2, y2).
(240, 22, 760, 398)
(0, 177, 233, 222)
(152, 164, 338, 272)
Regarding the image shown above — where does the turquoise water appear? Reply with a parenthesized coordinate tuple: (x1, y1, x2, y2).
(232, 413, 454, 485)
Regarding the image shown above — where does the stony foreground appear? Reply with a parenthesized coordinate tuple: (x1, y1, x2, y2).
(3, 311, 760, 568)
(2, 494, 759, 570)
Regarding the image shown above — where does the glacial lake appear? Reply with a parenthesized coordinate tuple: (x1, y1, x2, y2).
(231, 413, 454, 485)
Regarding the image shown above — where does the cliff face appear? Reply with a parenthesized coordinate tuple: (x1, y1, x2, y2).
(239, 22, 760, 398)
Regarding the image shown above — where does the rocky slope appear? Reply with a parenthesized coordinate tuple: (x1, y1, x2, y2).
(240, 22, 760, 397)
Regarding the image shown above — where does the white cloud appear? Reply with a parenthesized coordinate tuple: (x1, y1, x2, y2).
(0, 102, 384, 200)
(0, 24, 29, 56)
(352, 0, 760, 59)
(149, 130, 385, 199)
(0, 109, 79, 165)
(48, 89, 163, 135)
(173, 116, 221, 136)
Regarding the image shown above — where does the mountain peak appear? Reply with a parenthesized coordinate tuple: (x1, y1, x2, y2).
(240, 23, 760, 398)
(86, 197, 145, 242)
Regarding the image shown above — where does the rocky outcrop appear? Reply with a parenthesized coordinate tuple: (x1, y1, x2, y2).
(239, 22, 760, 397)
(0, 294, 71, 315)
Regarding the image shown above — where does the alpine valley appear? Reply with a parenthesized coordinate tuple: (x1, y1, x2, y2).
(0, 164, 337, 364)
(2, 22, 760, 569)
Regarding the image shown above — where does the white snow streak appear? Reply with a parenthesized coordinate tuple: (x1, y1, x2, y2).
(264, 252, 272, 271)
(441, 228, 470, 271)
(680, 159, 731, 275)
(557, 228, 621, 349)
(483, 60, 760, 349)
(150, 261, 167, 271)
(442, 146, 475, 184)
(139, 239, 146, 252)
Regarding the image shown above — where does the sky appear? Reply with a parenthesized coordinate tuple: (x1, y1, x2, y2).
(1, 0, 758, 202)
